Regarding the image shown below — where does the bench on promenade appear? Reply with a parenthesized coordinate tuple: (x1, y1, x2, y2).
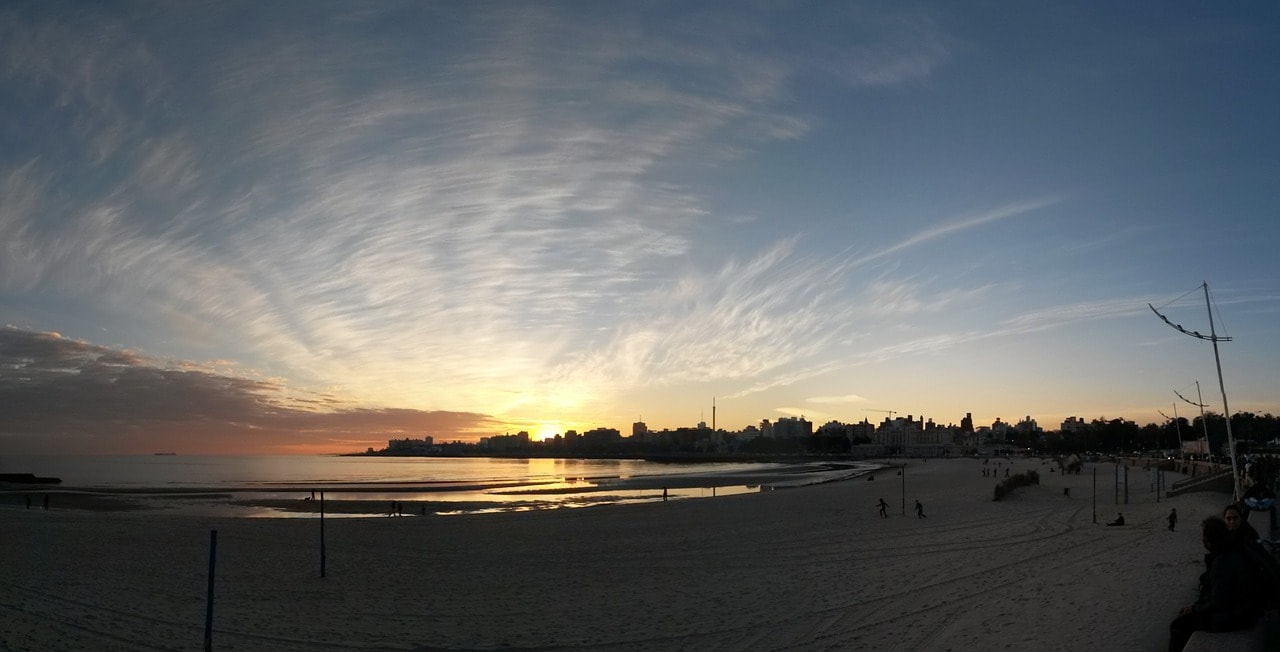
(1181, 612, 1280, 652)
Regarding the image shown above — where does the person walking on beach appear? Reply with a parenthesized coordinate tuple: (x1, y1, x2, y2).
(1169, 508, 1178, 532)
(877, 498, 888, 518)
(915, 500, 926, 519)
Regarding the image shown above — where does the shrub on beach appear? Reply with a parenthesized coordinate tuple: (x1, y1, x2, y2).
(993, 470, 1041, 502)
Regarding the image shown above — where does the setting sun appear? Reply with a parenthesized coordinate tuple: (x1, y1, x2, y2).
(535, 421, 563, 441)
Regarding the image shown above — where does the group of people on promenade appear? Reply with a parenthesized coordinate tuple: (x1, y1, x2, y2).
(1168, 502, 1278, 651)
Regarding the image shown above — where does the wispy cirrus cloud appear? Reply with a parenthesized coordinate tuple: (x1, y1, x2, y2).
(860, 278, 999, 317)
(996, 297, 1153, 335)
(808, 394, 869, 404)
(802, 5, 951, 87)
(1, 2, 962, 439)
(0, 5, 171, 165)
(857, 197, 1064, 268)
(848, 296, 1155, 365)
(550, 238, 860, 404)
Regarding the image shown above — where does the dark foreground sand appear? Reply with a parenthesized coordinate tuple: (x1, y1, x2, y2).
(0, 458, 1236, 651)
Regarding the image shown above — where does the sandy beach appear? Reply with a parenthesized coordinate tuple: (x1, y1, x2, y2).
(0, 457, 1241, 651)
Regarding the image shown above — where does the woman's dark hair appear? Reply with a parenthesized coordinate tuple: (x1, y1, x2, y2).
(1224, 503, 1244, 518)
(1202, 516, 1231, 550)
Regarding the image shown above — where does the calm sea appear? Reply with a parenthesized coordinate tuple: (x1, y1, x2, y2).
(1, 455, 777, 488)
(0, 455, 872, 517)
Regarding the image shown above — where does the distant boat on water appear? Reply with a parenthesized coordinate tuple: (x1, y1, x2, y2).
(153, 452, 177, 456)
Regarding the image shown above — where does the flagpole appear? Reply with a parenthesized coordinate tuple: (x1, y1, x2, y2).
(1203, 283, 1241, 501)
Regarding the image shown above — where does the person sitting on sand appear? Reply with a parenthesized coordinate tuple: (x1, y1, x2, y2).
(1169, 517, 1263, 652)
(1107, 513, 1125, 526)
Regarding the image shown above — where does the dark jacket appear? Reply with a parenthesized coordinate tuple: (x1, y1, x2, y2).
(1237, 521, 1262, 542)
(1194, 535, 1264, 632)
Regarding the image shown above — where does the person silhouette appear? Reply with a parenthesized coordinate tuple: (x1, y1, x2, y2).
(915, 500, 926, 519)
(877, 498, 888, 518)
(1168, 508, 1178, 532)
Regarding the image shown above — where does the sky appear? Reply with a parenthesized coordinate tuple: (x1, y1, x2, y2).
(2, 1, 1279, 455)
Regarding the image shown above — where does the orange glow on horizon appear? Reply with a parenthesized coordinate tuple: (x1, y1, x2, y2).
(535, 421, 562, 441)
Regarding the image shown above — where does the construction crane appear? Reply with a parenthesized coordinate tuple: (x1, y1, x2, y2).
(863, 409, 897, 420)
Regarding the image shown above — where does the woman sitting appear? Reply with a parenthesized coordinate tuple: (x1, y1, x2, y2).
(1169, 517, 1264, 651)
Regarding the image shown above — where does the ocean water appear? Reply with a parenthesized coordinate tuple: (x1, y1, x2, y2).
(0, 455, 876, 517)
(1, 454, 780, 488)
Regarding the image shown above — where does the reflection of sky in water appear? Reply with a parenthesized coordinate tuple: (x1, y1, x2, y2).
(55, 459, 876, 518)
(125, 483, 773, 518)
(12, 455, 784, 488)
(258, 484, 761, 517)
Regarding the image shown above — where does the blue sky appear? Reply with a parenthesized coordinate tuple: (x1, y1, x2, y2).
(2, 1, 1278, 453)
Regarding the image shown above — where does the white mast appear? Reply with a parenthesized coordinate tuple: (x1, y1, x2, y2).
(1159, 405, 1182, 453)
(1176, 382, 1212, 455)
(1150, 282, 1240, 500)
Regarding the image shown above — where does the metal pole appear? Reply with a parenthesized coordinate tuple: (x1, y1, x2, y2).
(1124, 465, 1129, 505)
(205, 530, 217, 652)
(1172, 403, 1181, 451)
(1204, 282, 1241, 501)
(900, 464, 905, 516)
(1092, 467, 1097, 524)
(320, 491, 327, 579)
(1196, 381, 1210, 448)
